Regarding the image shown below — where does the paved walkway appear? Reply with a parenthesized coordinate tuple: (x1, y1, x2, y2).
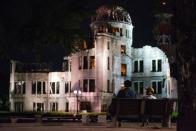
(0, 122, 176, 131)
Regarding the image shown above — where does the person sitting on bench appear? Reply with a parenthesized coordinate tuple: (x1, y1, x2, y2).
(117, 80, 136, 98)
(143, 87, 157, 99)
(142, 87, 157, 126)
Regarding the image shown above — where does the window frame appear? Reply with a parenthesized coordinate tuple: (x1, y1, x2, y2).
(133, 60, 144, 73)
(14, 81, 26, 95)
(152, 59, 162, 72)
(82, 79, 95, 92)
(89, 56, 95, 69)
(83, 56, 88, 69)
(133, 81, 144, 95)
(151, 81, 163, 94)
(121, 64, 127, 76)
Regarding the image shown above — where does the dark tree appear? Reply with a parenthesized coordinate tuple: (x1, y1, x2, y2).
(175, 0, 196, 131)
(0, 0, 96, 62)
(154, 0, 196, 130)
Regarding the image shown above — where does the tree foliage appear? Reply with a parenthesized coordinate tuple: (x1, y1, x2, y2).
(1, 0, 95, 62)
(0, 0, 155, 62)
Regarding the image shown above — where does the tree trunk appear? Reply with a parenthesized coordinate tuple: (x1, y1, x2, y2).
(175, 0, 196, 130)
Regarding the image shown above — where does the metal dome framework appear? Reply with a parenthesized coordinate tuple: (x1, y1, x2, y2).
(93, 5, 132, 23)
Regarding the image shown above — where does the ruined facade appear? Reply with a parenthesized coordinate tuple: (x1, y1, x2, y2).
(9, 5, 177, 113)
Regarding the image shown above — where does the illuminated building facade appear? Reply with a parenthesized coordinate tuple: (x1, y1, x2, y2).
(9, 5, 177, 112)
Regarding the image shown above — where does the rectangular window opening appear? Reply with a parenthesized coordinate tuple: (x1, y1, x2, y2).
(152, 60, 156, 72)
(37, 81, 42, 94)
(83, 79, 88, 92)
(83, 56, 88, 69)
(89, 56, 95, 69)
(121, 64, 127, 76)
(107, 57, 110, 70)
(63, 60, 69, 71)
(89, 79, 95, 92)
(32, 82, 36, 94)
(121, 45, 126, 54)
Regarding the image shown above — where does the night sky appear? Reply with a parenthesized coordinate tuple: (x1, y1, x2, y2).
(0, 0, 155, 95)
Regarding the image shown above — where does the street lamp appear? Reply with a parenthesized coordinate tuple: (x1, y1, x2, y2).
(73, 89, 81, 114)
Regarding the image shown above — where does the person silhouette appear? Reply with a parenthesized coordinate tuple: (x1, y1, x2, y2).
(117, 80, 136, 98)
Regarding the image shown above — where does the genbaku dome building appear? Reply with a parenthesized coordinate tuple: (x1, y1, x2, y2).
(9, 5, 177, 112)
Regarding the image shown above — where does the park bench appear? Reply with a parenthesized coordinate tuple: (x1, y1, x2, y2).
(108, 98, 177, 128)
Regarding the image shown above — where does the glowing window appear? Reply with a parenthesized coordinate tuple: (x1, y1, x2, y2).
(83, 41, 87, 49)
(112, 27, 116, 34)
(121, 64, 127, 76)
(92, 43, 95, 48)
(98, 26, 107, 33)
(89, 56, 95, 69)
(112, 27, 120, 35)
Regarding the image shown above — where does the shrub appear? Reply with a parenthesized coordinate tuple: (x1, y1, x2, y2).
(0, 111, 11, 117)
(171, 111, 178, 119)
(42, 112, 74, 117)
(79, 112, 106, 116)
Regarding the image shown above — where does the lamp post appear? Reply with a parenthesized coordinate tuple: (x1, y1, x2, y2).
(73, 89, 81, 114)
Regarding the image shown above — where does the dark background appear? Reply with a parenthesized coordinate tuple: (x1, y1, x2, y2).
(0, 0, 155, 95)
